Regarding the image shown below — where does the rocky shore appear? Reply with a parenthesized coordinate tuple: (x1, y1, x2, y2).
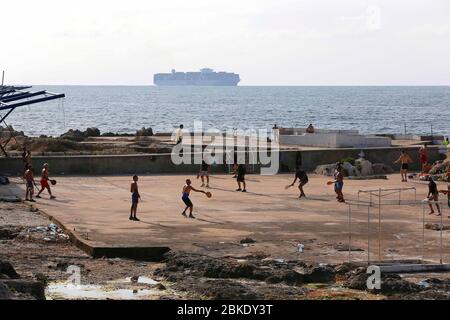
(0, 126, 175, 155)
(2, 197, 450, 300)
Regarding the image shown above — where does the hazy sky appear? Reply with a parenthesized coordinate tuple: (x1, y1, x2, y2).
(2, 0, 450, 85)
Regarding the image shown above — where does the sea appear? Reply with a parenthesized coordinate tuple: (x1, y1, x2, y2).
(5, 86, 450, 137)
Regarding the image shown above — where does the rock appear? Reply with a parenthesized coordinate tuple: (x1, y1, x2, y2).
(1, 279, 46, 300)
(343, 272, 370, 290)
(0, 226, 21, 240)
(0, 261, 19, 279)
(136, 127, 153, 136)
(302, 264, 336, 283)
(342, 162, 359, 177)
(429, 161, 448, 175)
(130, 276, 139, 283)
(193, 279, 260, 300)
(265, 270, 305, 286)
(0, 125, 25, 138)
(0, 176, 10, 185)
(60, 127, 100, 140)
(0, 282, 13, 299)
(344, 271, 422, 294)
(84, 127, 100, 137)
(334, 262, 360, 275)
(240, 237, 256, 244)
(155, 283, 166, 290)
(60, 129, 85, 141)
(356, 159, 373, 176)
(372, 163, 394, 175)
(333, 243, 364, 252)
(425, 223, 450, 231)
(314, 164, 336, 176)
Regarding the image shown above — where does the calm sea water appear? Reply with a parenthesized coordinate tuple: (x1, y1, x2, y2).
(6, 86, 450, 137)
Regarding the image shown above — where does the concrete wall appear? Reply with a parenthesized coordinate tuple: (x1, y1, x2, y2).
(280, 128, 359, 135)
(279, 146, 444, 172)
(0, 146, 445, 175)
(280, 133, 391, 148)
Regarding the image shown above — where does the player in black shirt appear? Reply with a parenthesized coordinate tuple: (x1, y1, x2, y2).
(289, 166, 309, 198)
(234, 164, 247, 192)
(427, 177, 441, 216)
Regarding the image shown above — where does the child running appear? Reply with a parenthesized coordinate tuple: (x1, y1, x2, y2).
(393, 150, 413, 182)
(130, 175, 141, 221)
(427, 177, 441, 216)
(289, 165, 309, 198)
(197, 160, 211, 188)
(181, 179, 207, 219)
(36, 163, 55, 199)
(24, 165, 36, 202)
(234, 164, 247, 192)
(334, 163, 345, 203)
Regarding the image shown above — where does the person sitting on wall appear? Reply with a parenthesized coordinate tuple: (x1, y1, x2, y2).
(306, 123, 315, 134)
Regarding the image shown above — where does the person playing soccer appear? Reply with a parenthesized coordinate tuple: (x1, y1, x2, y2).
(36, 163, 55, 199)
(197, 160, 211, 188)
(334, 163, 345, 203)
(393, 150, 413, 182)
(130, 175, 141, 221)
(233, 163, 247, 192)
(419, 145, 428, 172)
(181, 179, 207, 219)
(427, 177, 441, 216)
(24, 165, 36, 202)
(289, 165, 309, 198)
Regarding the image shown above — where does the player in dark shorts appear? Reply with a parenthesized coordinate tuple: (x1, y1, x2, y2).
(181, 179, 207, 219)
(289, 165, 309, 198)
(334, 164, 345, 203)
(130, 175, 141, 221)
(197, 160, 211, 188)
(234, 164, 247, 192)
(24, 165, 36, 202)
(393, 150, 413, 182)
(427, 177, 441, 215)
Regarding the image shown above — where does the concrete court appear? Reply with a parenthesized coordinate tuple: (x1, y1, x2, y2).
(12, 174, 450, 263)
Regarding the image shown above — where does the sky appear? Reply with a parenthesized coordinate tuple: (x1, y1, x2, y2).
(1, 0, 450, 85)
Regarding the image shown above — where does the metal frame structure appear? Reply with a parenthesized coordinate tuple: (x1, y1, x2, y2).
(347, 188, 447, 265)
(0, 85, 65, 156)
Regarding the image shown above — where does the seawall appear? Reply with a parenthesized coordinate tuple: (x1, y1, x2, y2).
(0, 146, 445, 175)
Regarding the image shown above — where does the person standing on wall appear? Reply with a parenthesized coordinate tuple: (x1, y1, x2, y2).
(174, 124, 184, 145)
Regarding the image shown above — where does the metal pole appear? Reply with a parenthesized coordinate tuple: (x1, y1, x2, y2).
(440, 207, 443, 264)
(378, 188, 382, 261)
(348, 205, 352, 263)
(368, 205, 371, 264)
(1, 71, 4, 86)
(422, 202, 425, 262)
(357, 191, 360, 208)
(399, 189, 401, 205)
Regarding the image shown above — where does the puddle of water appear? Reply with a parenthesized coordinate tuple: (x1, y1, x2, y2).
(124, 276, 159, 285)
(46, 278, 161, 300)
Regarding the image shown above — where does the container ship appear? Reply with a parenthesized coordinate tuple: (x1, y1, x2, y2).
(153, 68, 240, 86)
